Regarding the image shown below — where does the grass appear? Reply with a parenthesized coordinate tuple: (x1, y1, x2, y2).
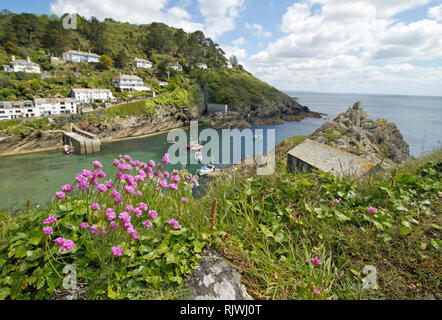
(0, 142, 440, 300)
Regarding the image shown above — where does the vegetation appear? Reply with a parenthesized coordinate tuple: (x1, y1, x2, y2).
(0, 137, 440, 299)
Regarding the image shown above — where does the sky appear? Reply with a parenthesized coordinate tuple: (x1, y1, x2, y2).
(2, 0, 442, 96)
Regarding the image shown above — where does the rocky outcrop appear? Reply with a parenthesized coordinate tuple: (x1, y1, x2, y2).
(311, 101, 409, 163)
(189, 248, 252, 300)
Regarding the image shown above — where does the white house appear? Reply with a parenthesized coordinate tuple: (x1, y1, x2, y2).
(169, 63, 183, 72)
(134, 58, 153, 69)
(33, 97, 77, 116)
(159, 81, 169, 87)
(0, 101, 36, 120)
(114, 74, 150, 92)
(69, 88, 114, 104)
(226, 61, 233, 69)
(0, 97, 78, 120)
(196, 63, 208, 69)
(63, 50, 100, 63)
(2, 56, 41, 74)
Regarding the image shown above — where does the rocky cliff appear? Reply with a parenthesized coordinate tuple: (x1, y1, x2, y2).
(310, 101, 409, 163)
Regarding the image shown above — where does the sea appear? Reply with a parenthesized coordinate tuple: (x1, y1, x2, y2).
(0, 91, 440, 212)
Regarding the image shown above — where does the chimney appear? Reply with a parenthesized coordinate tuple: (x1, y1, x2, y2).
(11, 55, 15, 62)
(27, 56, 30, 63)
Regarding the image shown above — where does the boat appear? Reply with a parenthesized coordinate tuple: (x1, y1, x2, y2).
(195, 151, 203, 163)
(188, 141, 203, 150)
(197, 164, 215, 176)
(63, 144, 72, 155)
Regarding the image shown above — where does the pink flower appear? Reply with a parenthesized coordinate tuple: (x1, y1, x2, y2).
(110, 189, 120, 199)
(311, 257, 322, 265)
(112, 246, 123, 257)
(172, 175, 181, 184)
(90, 203, 100, 211)
(124, 185, 134, 194)
(105, 180, 114, 188)
(173, 169, 179, 176)
(168, 183, 178, 190)
(190, 178, 198, 186)
(148, 160, 155, 167)
(168, 219, 179, 230)
(114, 197, 122, 205)
(118, 212, 131, 224)
(92, 160, 103, 169)
(59, 239, 75, 252)
(125, 205, 134, 213)
(127, 227, 138, 239)
(113, 159, 120, 167)
(313, 288, 320, 295)
(123, 155, 132, 163)
(97, 184, 108, 193)
(136, 191, 142, 197)
(181, 197, 189, 204)
(149, 210, 158, 219)
(109, 221, 118, 229)
(54, 237, 65, 246)
(139, 202, 148, 211)
(43, 226, 53, 235)
(143, 220, 152, 228)
(55, 191, 66, 200)
(163, 171, 170, 178)
(162, 153, 169, 164)
(61, 184, 73, 192)
(333, 199, 340, 205)
(81, 169, 93, 179)
(43, 214, 57, 225)
(134, 208, 142, 217)
(90, 225, 99, 234)
(80, 222, 89, 229)
(105, 208, 116, 221)
(158, 164, 164, 170)
(368, 206, 377, 213)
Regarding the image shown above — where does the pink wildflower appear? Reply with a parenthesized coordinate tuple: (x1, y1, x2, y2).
(109, 221, 118, 229)
(181, 197, 189, 204)
(43, 226, 53, 235)
(90, 203, 100, 211)
(55, 191, 65, 200)
(162, 153, 169, 164)
(149, 210, 158, 219)
(43, 214, 57, 225)
(125, 205, 134, 213)
(368, 206, 377, 213)
(54, 237, 65, 246)
(112, 246, 123, 257)
(61, 184, 73, 192)
(80, 222, 89, 229)
(139, 202, 148, 211)
(168, 219, 179, 230)
(333, 199, 340, 205)
(143, 220, 152, 228)
(134, 208, 142, 217)
(59, 239, 75, 252)
(90, 225, 99, 234)
(97, 184, 108, 193)
(311, 257, 322, 265)
(92, 160, 103, 169)
(105, 208, 116, 221)
(313, 289, 320, 295)
(148, 160, 155, 167)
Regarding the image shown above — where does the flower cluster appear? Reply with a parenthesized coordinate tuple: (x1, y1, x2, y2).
(49, 154, 196, 259)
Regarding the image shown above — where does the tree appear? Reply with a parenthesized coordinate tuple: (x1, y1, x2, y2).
(114, 49, 129, 69)
(98, 54, 113, 70)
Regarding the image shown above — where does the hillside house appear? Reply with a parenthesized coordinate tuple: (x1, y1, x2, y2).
(69, 88, 114, 104)
(169, 63, 183, 72)
(196, 63, 208, 69)
(63, 50, 100, 63)
(0, 97, 77, 120)
(134, 58, 153, 69)
(114, 74, 150, 92)
(287, 139, 375, 177)
(159, 81, 169, 87)
(2, 56, 41, 74)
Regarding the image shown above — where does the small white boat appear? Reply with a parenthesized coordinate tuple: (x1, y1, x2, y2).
(198, 164, 215, 176)
(189, 141, 203, 150)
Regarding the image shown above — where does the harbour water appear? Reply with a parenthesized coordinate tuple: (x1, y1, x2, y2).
(0, 91, 441, 212)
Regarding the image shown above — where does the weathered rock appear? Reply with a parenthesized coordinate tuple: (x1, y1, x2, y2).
(189, 248, 253, 300)
(311, 101, 409, 163)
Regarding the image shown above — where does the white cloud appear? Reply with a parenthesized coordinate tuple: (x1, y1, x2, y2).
(428, 4, 442, 22)
(198, 0, 245, 39)
(50, 0, 246, 39)
(245, 22, 272, 37)
(232, 37, 245, 46)
(50, 0, 204, 32)
(222, 45, 246, 60)
(247, 0, 442, 95)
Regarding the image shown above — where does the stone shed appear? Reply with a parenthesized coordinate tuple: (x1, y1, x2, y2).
(287, 139, 375, 177)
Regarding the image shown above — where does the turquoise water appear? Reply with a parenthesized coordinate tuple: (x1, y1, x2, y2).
(1, 91, 441, 212)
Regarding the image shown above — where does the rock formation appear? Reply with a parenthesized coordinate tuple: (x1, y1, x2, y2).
(311, 101, 409, 163)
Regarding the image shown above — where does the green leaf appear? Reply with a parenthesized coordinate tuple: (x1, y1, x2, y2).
(335, 211, 351, 222)
(259, 224, 273, 238)
(29, 231, 42, 246)
(0, 287, 10, 300)
(399, 226, 412, 236)
(430, 238, 441, 250)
